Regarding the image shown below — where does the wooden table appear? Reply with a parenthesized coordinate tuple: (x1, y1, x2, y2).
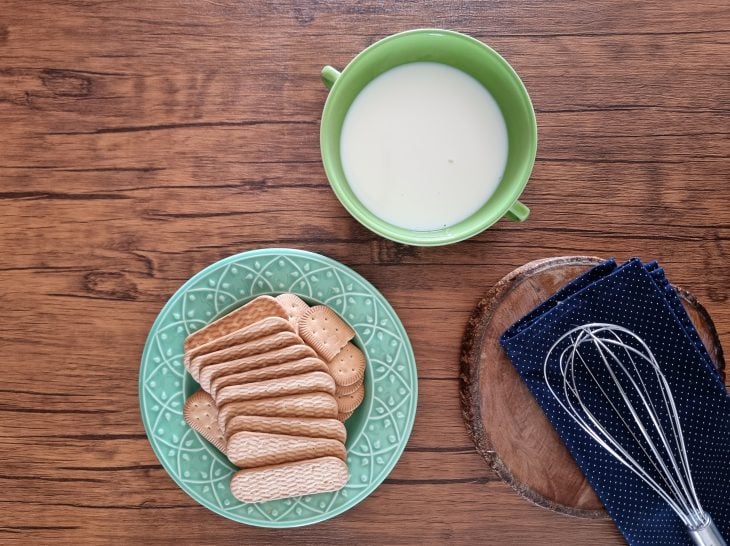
(1, 1, 728, 544)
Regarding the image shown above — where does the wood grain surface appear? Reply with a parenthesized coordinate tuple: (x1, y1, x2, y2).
(1, 1, 728, 544)
(460, 256, 726, 520)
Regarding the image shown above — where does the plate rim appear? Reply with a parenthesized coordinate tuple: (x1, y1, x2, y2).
(139, 247, 418, 527)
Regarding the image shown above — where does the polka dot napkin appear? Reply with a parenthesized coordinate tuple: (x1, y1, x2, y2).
(500, 258, 730, 546)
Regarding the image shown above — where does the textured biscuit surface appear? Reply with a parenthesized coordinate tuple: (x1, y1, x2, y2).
(326, 342, 366, 387)
(180, 297, 360, 504)
(335, 383, 365, 413)
(275, 293, 309, 334)
(230, 456, 349, 504)
(227, 430, 346, 468)
(199, 343, 316, 393)
(183, 390, 226, 453)
(215, 371, 335, 407)
(185, 317, 293, 379)
(335, 380, 362, 396)
(209, 356, 327, 398)
(184, 296, 287, 352)
(298, 305, 355, 361)
(217, 391, 339, 431)
(224, 415, 346, 443)
(191, 330, 300, 379)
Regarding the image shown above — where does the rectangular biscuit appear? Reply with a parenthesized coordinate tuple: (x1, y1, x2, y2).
(299, 305, 355, 361)
(230, 456, 349, 503)
(191, 330, 301, 383)
(275, 293, 309, 334)
(184, 316, 293, 378)
(215, 371, 335, 407)
(335, 382, 364, 414)
(183, 390, 226, 453)
(224, 415, 346, 443)
(184, 295, 287, 352)
(217, 391, 338, 432)
(199, 343, 316, 393)
(326, 342, 366, 387)
(209, 356, 328, 399)
(335, 379, 362, 396)
(227, 430, 346, 468)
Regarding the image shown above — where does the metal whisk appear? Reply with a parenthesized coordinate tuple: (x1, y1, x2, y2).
(544, 323, 726, 546)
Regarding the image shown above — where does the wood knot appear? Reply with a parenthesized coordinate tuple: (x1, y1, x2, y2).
(40, 69, 92, 97)
(707, 287, 728, 303)
(292, 4, 316, 24)
(84, 271, 138, 301)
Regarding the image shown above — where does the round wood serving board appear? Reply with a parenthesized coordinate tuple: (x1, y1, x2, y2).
(459, 256, 726, 518)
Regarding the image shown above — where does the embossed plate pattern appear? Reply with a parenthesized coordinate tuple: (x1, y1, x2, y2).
(139, 248, 418, 527)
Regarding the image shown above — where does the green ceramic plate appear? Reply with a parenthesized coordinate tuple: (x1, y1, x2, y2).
(139, 248, 417, 527)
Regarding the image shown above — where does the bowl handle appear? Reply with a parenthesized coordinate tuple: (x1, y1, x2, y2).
(504, 200, 530, 222)
(321, 66, 341, 90)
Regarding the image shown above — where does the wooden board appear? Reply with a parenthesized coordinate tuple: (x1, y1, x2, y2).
(460, 256, 726, 517)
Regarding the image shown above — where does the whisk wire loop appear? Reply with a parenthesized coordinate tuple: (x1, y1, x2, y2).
(545, 323, 716, 537)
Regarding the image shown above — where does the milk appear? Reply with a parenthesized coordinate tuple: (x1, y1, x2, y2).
(340, 62, 508, 231)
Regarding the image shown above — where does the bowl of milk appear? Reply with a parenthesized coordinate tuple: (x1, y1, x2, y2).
(320, 29, 537, 246)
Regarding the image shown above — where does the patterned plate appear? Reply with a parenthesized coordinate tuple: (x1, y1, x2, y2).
(139, 248, 417, 527)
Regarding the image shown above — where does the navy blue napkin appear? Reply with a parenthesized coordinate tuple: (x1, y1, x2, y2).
(500, 259, 730, 546)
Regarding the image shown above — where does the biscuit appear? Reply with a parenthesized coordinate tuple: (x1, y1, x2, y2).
(227, 431, 346, 468)
(337, 410, 354, 422)
(209, 356, 328, 399)
(335, 383, 365, 414)
(183, 390, 226, 453)
(215, 371, 336, 407)
(191, 330, 301, 381)
(217, 392, 339, 431)
(199, 343, 317, 393)
(298, 305, 355, 361)
(224, 415, 346, 443)
(185, 317, 293, 378)
(275, 293, 309, 334)
(335, 380, 362, 396)
(184, 295, 287, 352)
(230, 456, 349, 504)
(326, 342, 366, 387)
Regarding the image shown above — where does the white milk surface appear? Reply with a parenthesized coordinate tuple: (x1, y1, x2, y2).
(340, 62, 509, 231)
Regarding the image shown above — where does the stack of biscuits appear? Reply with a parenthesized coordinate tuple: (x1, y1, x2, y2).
(182, 294, 366, 503)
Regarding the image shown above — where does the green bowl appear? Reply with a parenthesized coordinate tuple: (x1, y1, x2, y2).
(139, 249, 418, 527)
(320, 28, 537, 246)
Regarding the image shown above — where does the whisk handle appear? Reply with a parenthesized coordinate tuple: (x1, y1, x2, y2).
(689, 517, 727, 546)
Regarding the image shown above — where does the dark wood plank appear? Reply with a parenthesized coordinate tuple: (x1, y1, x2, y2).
(1, 0, 728, 543)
